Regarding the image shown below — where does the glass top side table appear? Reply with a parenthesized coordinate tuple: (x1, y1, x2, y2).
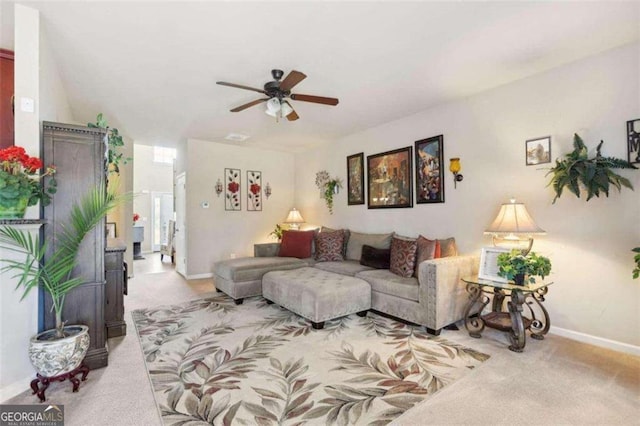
(462, 276, 553, 352)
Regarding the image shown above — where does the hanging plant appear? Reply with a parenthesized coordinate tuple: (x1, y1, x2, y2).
(315, 171, 342, 214)
(633, 247, 640, 279)
(546, 134, 637, 204)
(88, 113, 132, 174)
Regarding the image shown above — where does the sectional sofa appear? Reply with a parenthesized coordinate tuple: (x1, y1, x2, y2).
(213, 228, 479, 335)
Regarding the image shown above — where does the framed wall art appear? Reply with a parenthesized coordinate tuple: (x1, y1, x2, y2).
(415, 135, 444, 204)
(346, 152, 365, 205)
(367, 147, 413, 209)
(225, 168, 241, 211)
(247, 170, 262, 211)
(526, 136, 551, 166)
(627, 119, 640, 164)
(478, 247, 510, 283)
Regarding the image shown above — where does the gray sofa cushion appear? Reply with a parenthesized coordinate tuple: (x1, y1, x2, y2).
(346, 231, 394, 261)
(356, 269, 419, 302)
(214, 257, 306, 282)
(314, 260, 373, 276)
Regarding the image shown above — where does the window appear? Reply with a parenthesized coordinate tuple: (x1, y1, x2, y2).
(153, 146, 176, 164)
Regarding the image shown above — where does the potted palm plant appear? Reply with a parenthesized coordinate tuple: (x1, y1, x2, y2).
(496, 250, 552, 285)
(0, 184, 126, 377)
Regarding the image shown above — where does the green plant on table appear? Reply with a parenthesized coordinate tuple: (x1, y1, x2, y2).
(546, 134, 636, 204)
(0, 184, 128, 338)
(270, 224, 287, 241)
(633, 247, 640, 279)
(497, 250, 552, 284)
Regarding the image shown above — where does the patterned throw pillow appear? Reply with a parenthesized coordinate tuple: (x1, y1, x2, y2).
(389, 236, 418, 278)
(315, 230, 345, 262)
(321, 226, 350, 258)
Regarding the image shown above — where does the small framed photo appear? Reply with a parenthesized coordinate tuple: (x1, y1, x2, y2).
(526, 136, 551, 166)
(478, 247, 510, 283)
(347, 152, 365, 205)
(627, 119, 640, 164)
(367, 147, 413, 209)
(106, 222, 117, 239)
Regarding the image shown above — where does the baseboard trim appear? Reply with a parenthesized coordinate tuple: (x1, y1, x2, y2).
(186, 273, 213, 280)
(0, 375, 34, 403)
(550, 326, 640, 356)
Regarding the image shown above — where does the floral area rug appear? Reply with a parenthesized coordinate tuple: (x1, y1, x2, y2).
(132, 294, 489, 426)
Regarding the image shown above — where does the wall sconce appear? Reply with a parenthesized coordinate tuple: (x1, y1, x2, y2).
(449, 158, 463, 188)
(264, 182, 272, 199)
(215, 178, 223, 197)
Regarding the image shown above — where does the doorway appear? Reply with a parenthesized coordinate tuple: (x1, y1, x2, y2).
(150, 191, 173, 251)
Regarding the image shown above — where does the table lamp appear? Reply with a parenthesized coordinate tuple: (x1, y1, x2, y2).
(284, 208, 305, 230)
(484, 199, 545, 253)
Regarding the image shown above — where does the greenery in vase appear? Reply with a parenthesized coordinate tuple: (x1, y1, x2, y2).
(496, 250, 552, 284)
(0, 146, 57, 210)
(269, 224, 286, 241)
(88, 113, 132, 174)
(546, 134, 636, 204)
(633, 247, 640, 279)
(0, 184, 128, 338)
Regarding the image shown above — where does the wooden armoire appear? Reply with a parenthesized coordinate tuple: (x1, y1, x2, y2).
(41, 122, 109, 369)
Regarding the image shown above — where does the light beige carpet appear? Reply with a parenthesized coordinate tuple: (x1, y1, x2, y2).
(132, 294, 489, 425)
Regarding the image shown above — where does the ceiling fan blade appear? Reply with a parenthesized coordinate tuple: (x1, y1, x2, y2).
(230, 98, 269, 112)
(283, 101, 299, 121)
(279, 70, 307, 92)
(290, 93, 339, 106)
(217, 81, 267, 94)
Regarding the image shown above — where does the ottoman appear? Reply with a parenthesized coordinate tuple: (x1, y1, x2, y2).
(213, 257, 307, 304)
(262, 267, 371, 329)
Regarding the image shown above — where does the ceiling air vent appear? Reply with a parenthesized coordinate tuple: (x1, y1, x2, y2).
(224, 133, 249, 142)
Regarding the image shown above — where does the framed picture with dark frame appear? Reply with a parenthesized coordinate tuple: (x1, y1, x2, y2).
(415, 135, 445, 204)
(526, 136, 551, 166)
(627, 119, 640, 164)
(367, 147, 413, 209)
(225, 168, 241, 211)
(346, 152, 365, 205)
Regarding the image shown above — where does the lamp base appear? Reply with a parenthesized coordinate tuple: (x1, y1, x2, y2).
(492, 235, 533, 254)
(288, 224, 300, 230)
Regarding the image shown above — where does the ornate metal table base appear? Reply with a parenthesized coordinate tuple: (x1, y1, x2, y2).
(463, 278, 551, 353)
(30, 364, 90, 402)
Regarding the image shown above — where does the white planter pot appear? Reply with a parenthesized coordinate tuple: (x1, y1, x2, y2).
(29, 325, 90, 377)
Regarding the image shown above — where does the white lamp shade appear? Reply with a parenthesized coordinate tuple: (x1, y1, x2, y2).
(280, 101, 293, 117)
(265, 108, 278, 117)
(284, 208, 305, 224)
(266, 98, 281, 113)
(484, 200, 545, 235)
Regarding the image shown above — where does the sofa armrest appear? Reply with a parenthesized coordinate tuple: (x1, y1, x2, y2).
(417, 254, 480, 331)
(254, 243, 280, 257)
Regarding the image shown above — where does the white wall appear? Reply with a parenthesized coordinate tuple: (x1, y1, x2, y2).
(0, 4, 40, 402)
(184, 139, 295, 277)
(295, 43, 640, 349)
(133, 144, 174, 252)
(39, 31, 73, 124)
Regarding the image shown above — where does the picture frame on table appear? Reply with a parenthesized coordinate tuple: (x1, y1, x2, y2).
(478, 247, 510, 283)
(627, 119, 640, 164)
(367, 146, 413, 209)
(346, 152, 365, 205)
(415, 135, 444, 204)
(526, 136, 551, 166)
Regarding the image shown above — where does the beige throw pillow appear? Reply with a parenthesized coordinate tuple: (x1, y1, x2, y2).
(346, 231, 394, 261)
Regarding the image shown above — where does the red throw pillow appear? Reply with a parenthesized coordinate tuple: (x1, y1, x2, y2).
(278, 230, 315, 258)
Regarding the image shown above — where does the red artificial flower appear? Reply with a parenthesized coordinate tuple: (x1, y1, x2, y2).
(133, 213, 140, 222)
(227, 181, 239, 194)
(250, 183, 261, 195)
(23, 156, 43, 173)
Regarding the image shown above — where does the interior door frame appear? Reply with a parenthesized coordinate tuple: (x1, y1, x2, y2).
(150, 191, 173, 251)
(175, 172, 187, 277)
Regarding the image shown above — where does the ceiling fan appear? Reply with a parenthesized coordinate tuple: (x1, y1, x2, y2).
(217, 69, 339, 121)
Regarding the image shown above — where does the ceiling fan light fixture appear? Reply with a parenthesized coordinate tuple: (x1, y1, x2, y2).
(280, 101, 293, 117)
(266, 98, 281, 113)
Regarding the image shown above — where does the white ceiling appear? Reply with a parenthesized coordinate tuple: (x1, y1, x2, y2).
(6, 1, 640, 152)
